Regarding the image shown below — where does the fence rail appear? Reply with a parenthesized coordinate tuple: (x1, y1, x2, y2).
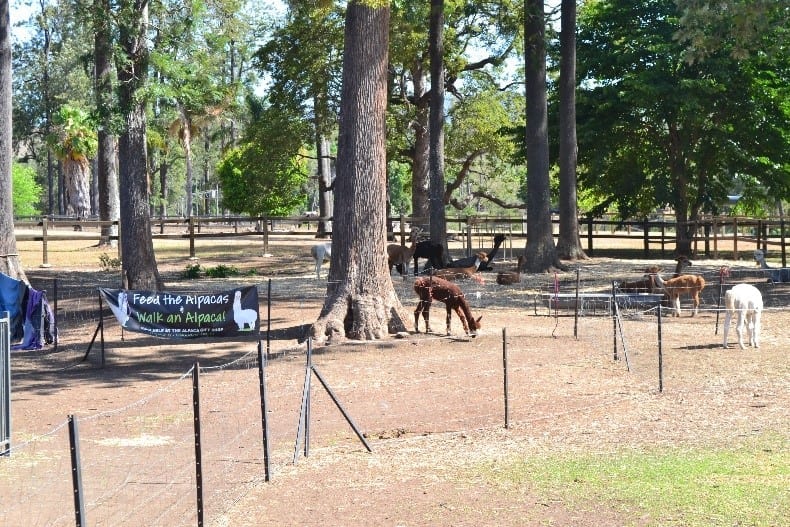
(14, 214, 788, 267)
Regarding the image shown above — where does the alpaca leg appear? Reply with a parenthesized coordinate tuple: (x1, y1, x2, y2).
(453, 306, 469, 335)
(736, 311, 746, 350)
(692, 292, 699, 316)
(673, 295, 681, 317)
(753, 310, 761, 347)
(722, 311, 732, 348)
(445, 305, 453, 335)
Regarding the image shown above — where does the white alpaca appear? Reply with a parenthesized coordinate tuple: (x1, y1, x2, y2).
(722, 283, 763, 350)
(310, 242, 332, 279)
(232, 290, 258, 330)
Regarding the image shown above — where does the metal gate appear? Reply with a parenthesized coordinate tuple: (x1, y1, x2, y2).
(1, 311, 10, 454)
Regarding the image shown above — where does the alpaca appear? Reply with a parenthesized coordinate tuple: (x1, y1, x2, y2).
(412, 240, 445, 275)
(496, 255, 526, 285)
(617, 257, 691, 294)
(447, 233, 506, 271)
(413, 276, 482, 337)
(388, 229, 421, 278)
(232, 290, 258, 330)
(432, 254, 487, 282)
(722, 283, 763, 349)
(651, 272, 706, 317)
(310, 242, 332, 279)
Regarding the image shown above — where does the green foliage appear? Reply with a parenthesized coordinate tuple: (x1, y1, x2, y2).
(204, 264, 240, 278)
(181, 264, 202, 279)
(99, 253, 122, 271)
(12, 163, 43, 217)
(388, 161, 411, 215)
(575, 0, 789, 220)
(180, 263, 257, 279)
(46, 105, 98, 162)
(217, 104, 309, 216)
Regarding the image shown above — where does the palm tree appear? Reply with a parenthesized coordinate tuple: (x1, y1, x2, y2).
(46, 105, 97, 219)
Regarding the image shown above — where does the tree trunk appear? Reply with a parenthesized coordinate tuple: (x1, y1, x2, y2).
(429, 0, 449, 262)
(523, 0, 560, 272)
(0, 0, 25, 280)
(117, 1, 162, 290)
(63, 157, 91, 218)
(410, 60, 430, 230)
(556, 0, 587, 261)
(311, 1, 408, 343)
(182, 110, 194, 218)
(316, 132, 333, 238)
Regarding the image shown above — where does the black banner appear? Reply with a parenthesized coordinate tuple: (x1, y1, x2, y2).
(99, 286, 259, 339)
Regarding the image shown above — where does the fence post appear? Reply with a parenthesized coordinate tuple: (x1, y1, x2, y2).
(262, 216, 270, 255)
(68, 415, 87, 527)
(586, 214, 594, 255)
(192, 363, 204, 527)
(40, 218, 50, 268)
(643, 218, 649, 256)
(733, 217, 739, 260)
(0, 311, 10, 455)
(188, 217, 196, 260)
(713, 217, 719, 258)
(781, 216, 787, 268)
(502, 328, 509, 429)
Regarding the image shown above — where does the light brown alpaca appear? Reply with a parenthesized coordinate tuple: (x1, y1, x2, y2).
(496, 255, 526, 285)
(413, 276, 482, 336)
(431, 253, 487, 282)
(652, 271, 706, 317)
(618, 256, 691, 293)
(388, 229, 421, 278)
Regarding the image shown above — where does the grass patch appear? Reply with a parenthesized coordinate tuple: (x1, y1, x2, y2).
(483, 433, 789, 526)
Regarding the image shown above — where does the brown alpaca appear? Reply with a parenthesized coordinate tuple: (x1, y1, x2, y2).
(413, 276, 482, 337)
(496, 255, 526, 285)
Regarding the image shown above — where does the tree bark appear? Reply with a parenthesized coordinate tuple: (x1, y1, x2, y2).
(556, 0, 587, 261)
(523, 0, 560, 272)
(62, 157, 91, 218)
(429, 0, 449, 263)
(315, 126, 333, 238)
(0, 0, 25, 280)
(95, 0, 119, 247)
(117, 1, 162, 290)
(311, 1, 408, 343)
(410, 60, 430, 230)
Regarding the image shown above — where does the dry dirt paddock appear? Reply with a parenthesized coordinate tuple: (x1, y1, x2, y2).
(3, 238, 789, 526)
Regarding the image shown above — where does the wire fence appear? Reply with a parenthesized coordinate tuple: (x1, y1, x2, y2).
(2, 262, 788, 526)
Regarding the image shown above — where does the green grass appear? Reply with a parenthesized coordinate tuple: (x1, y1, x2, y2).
(483, 433, 789, 526)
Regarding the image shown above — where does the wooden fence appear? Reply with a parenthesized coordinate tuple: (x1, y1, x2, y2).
(13, 214, 788, 267)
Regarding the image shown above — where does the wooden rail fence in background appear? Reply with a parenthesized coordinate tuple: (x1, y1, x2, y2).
(13, 214, 788, 268)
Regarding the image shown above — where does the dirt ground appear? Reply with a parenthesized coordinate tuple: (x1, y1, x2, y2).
(4, 239, 789, 526)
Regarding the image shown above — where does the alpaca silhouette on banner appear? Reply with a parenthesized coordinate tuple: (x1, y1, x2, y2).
(232, 290, 258, 330)
(108, 291, 131, 327)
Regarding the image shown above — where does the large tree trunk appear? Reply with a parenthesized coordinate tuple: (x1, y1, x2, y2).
(523, 0, 560, 272)
(311, 1, 408, 343)
(556, 0, 587, 261)
(95, 0, 119, 247)
(410, 60, 430, 230)
(0, 0, 25, 280)
(429, 0, 449, 263)
(117, 1, 162, 290)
